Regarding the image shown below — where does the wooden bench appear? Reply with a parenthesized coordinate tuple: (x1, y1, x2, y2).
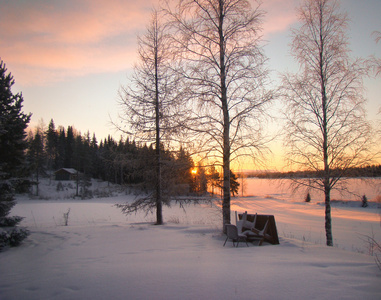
(238, 213, 280, 245)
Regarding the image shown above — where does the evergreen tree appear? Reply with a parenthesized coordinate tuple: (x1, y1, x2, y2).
(90, 133, 102, 179)
(176, 147, 194, 190)
(82, 131, 93, 176)
(65, 126, 74, 168)
(46, 119, 58, 171)
(197, 164, 208, 195)
(208, 166, 221, 196)
(0, 181, 29, 250)
(0, 60, 29, 249)
(230, 170, 240, 197)
(0, 60, 31, 177)
(213, 169, 240, 197)
(190, 163, 208, 195)
(57, 128, 66, 169)
(27, 130, 46, 195)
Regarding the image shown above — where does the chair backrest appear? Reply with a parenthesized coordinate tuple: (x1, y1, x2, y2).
(259, 219, 269, 235)
(226, 224, 238, 239)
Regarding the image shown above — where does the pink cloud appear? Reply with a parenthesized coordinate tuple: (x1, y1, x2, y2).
(1, 0, 300, 86)
(0, 0, 157, 85)
(261, 0, 300, 36)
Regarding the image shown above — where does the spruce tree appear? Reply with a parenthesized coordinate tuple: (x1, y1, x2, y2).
(0, 181, 29, 250)
(230, 170, 240, 197)
(176, 147, 194, 189)
(27, 130, 45, 195)
(0, 60, 31, 177)
(0, 59, 30, 249)
(46, 119, 58, 171)
(57, 128, 66, 169)
(65, 126, 74, 168)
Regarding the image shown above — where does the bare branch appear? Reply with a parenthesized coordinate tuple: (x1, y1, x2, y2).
(281, 0, 375, 246)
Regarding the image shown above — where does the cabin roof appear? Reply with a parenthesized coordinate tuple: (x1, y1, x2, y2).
(55, 168, 77, 174)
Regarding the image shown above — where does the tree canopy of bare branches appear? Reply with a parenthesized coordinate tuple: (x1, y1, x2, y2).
(281, 0, 374, 246)
(165, 0, 273, 230)
(371, 31, 381, 76)
(117, 10, 186, 225)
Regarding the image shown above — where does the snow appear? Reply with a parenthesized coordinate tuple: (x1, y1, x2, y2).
(0, 179, 380, 299)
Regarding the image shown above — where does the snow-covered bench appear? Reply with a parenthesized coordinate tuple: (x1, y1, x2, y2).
(236, 211, 279, 245)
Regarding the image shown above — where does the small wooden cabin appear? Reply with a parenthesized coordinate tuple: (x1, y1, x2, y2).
(54, 168, 78, 181)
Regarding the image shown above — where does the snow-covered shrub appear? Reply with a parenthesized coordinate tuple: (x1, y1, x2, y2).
(305, 192, 311, 203)
(0, 227, 29, 249)
(0, 215, 24, 227)
(0, 181, 29, 250)
(10, 178, 32, 194)
(93, 188, 114, 198)
(361, 195, 368, 207)
(56, 181, 64, 191)
(80, 188, 93, 199)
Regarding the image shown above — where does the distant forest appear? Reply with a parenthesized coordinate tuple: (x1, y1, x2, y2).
(27, 118, 379, 194)
(26, 119, 237, 196)
(27, 119, 194, 187)
(243, 165, 381, 179)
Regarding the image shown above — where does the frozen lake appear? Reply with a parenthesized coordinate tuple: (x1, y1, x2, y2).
(236, 177, 381, 202)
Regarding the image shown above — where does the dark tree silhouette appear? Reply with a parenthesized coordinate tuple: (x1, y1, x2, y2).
(0, 60, 31, 177)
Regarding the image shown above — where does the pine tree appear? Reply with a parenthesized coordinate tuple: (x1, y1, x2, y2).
(175, 147, 194, 193)
(57, 127, 66, 169)
(208, 166, 221, 196)
(0, 60, 30, 249)
(0, 60, 31, 177)
(27, 130, 46, 196)
(230, 170, 240, 197)
(0, 181, 29, 250)
(65, 126, 74, 168)
(46, 119, 58, 172)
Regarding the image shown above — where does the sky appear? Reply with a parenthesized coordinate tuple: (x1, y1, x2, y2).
(1, 0, 380, 170)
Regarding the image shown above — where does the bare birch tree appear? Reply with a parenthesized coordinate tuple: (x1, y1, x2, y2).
(281, 0, 373, 246)
(371, 31, 381, 76)
(117, 10, 185, 225)
(165, 0, 272, 230)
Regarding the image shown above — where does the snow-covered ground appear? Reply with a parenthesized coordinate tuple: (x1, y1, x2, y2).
(0, 179, 380, 299)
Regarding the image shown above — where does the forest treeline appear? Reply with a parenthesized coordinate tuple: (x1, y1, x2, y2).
(26, 119, 239, 196)
(243, 165, 381, 179)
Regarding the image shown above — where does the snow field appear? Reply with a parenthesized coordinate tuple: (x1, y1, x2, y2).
(0, 180, 380, 299)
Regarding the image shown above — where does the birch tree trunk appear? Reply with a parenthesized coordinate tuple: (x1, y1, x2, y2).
(282, 0, 373, 246)
(166, 0, 272, 231)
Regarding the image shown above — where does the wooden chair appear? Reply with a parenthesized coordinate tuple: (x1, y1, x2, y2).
(245, 217, 270, 246)
(238, 212, 279, 245)
(223, 224, 249, 247)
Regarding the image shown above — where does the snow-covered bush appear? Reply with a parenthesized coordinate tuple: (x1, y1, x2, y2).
(0, 227, 29, 248)
(305, 192, 311, 203)
(361, 195, 368, 207)
(93, 188, 115, 198)
(56, 181, 64, 191)
(0, 181, 29, 251)
(0, 215, 24, 227)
